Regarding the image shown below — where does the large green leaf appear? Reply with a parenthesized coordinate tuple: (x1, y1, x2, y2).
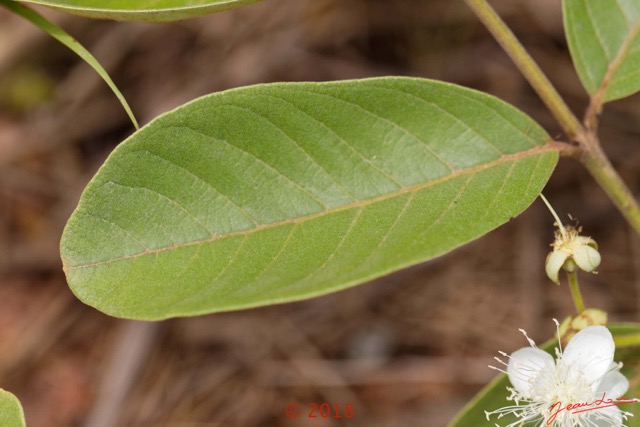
(0, 0, 138, 128)
(17, 0, 261, 21)
(564, 0, 640, 102)
(60, 77, 558, 320)
(448, 323, 640, 427)
(0, 389, 26, 427)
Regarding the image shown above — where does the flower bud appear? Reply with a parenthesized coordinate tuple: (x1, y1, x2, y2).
(545, 224, 600, 284)
(558, 309, 608, 343)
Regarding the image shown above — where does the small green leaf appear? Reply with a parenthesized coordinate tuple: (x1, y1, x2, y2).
(61, 77, 557, 320)
(17, 0, 261, 21)
(0, 389, 26, 427)
(448, 323, 640, 427)
(0, 0, 138, 128)
(564, 0, 640, 102)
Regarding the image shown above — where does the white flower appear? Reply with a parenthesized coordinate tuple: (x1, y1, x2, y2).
(486, 325, 636, 427)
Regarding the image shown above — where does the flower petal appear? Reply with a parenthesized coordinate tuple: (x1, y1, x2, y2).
(574, 244, 601, 272)
(596, 369, 629, 400)
(584, 404, 623, 427)
(546, 250, 568, 284)
(561, 326, 614, 389)
(507, 347, 554, 398)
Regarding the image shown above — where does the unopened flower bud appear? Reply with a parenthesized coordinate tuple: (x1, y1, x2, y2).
(558, 309, 608, 343)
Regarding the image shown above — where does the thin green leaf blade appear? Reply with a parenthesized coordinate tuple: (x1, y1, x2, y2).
(564, 0, 640, 102)
(448, 323, 640, 427)
(17, 0, 261, 21)
(0, 0, 138, 128)
(60, 77, 558, 320)
(0, 389, 26, 427)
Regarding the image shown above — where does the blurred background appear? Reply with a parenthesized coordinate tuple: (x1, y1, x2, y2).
(1, 0, 639, 426)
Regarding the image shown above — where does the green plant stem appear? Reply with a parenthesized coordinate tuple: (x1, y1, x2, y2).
(465, 0, 640, 237)
(579, 133, 640, 235)
(614, 333, 640, 348)
(566, 270, 585, 314)
(463, 0, 582, 140)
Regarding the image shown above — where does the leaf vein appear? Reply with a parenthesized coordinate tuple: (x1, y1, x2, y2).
(262, 94, 405, 188)
(133, 149, 260, 227)
(172, 234, 251, 309)
(172, 122, 330, 211)
(65, 146, 556, 270)
(282, 207, 366, 292)
(476, 161, 517, 224)
(226, 224, 300, 299)
(221, 97, 360, 199)
(362, 85, 507, 156)
(349, 192, 416, 274)
(108, 181, 216, 238)
(82, 211, 149, 251)
(294, 88, 457, 172)
(390, 172, 474, 263)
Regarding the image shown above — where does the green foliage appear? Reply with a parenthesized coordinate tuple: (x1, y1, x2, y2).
(18, 0, 261, 21)
(0, 0, 638, 422)
(448, 323, 640, 427)
(564, 0, 640, 102)
(60, 77, 557, 320)
(0, 0, 138, 128)
(0, 389, 26, 427)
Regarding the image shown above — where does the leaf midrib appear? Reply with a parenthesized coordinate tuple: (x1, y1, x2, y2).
(64, 144, 556, 271)
(20, 0, 250, 13)
(591, 10, 640, 101)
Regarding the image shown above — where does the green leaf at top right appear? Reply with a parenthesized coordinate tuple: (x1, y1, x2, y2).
(564, 0, 640, 103)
